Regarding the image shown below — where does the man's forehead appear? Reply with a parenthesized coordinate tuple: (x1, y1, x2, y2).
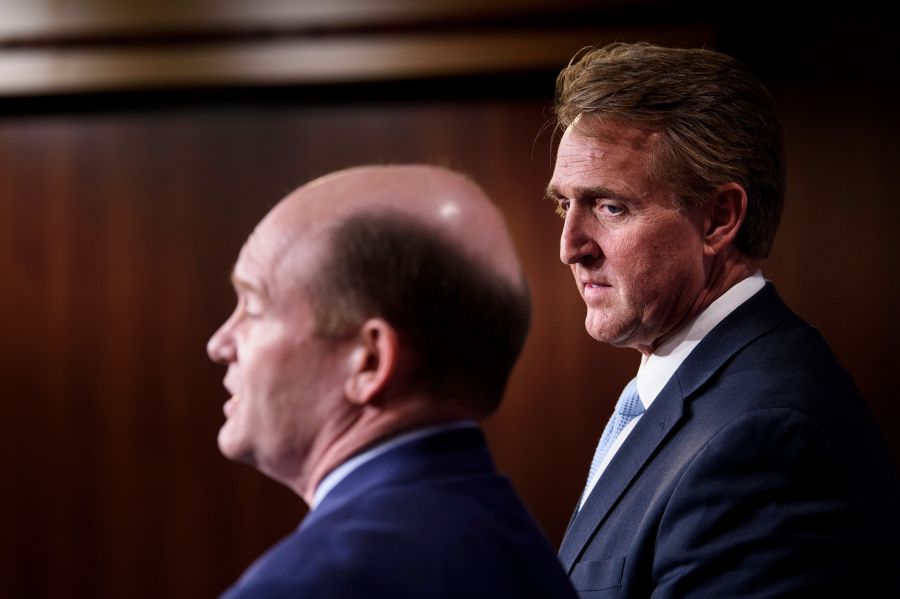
(563, 117, 659, 152)
(232, 219, 324, 292)
(230, 236, 271, 294)
(552, 120, 657, 172)
(549, 140, 619, 196)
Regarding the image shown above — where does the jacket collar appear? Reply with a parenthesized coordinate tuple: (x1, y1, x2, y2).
(301, 426, 494, 530)
(558, 283, 791, 571)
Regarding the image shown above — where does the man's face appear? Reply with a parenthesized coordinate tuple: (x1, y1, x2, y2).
(548, 120, 707, 352)
(206, 222, 351, 484)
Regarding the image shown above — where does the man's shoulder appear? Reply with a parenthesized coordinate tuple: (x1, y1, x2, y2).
(219, 510, 417, 598)
(662, 285, 891, 474)
(223, 478, 576, 599)
(223, 455, 576, 599)
(689, 284, 859, 407)
(672, 291, 895, 502)
(304, 468, 547, 554)
(685, 303, 865, 442)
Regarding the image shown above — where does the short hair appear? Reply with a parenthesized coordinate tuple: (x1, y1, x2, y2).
(555, 42, 785, 258)
(308, 211, 531, 417)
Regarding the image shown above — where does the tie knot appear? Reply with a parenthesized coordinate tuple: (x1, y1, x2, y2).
(615, 378, 644, 419)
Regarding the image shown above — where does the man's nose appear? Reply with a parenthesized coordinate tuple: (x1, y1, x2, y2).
(560, 211, 601, 265)
(207, 318, 236, 365)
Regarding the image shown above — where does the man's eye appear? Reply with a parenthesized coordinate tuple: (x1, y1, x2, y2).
(238, 295, 263, 318)
(601, 203, 624, 215)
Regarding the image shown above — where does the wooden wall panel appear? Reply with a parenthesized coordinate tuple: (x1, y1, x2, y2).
(0, 101, 578, 598)
(768, 82, 900, 439)
(1, 81, 897, 598)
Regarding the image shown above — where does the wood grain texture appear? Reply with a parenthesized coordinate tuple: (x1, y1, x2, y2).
(2, 87, 897, 597)
(1, 13, 897, 597)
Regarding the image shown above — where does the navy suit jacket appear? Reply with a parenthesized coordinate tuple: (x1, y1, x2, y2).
(221, 427, 577, 598)
(560, 284, 899, 598)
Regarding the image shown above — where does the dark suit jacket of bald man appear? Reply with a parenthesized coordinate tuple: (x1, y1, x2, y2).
(220, 427, 578, 599)
(560, 283, 899, 598)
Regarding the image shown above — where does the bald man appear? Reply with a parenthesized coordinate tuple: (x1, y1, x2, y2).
(207, 165, 577, 599)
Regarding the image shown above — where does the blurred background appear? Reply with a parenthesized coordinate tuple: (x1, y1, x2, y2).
(1, 1, 897, 597)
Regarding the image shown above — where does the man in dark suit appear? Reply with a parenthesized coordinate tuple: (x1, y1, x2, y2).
(546, 42, 899, 597)
(207, 164, 577, 598)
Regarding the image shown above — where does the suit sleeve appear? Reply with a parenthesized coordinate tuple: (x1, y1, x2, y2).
(650, 407, 872, 598)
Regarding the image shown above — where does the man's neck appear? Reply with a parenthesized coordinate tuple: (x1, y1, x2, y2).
(309, 420, 478, 509)
(639, 252, 760, 355)
(297, 397, 475, 504)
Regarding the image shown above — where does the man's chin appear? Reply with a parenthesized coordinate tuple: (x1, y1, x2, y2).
(584, 313, 640, 348)
(584, 312, 616, 343)
(217, 423, 254, 465)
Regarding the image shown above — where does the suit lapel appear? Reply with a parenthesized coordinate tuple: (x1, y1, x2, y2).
(558, 284, 791, 571)
(558, 383, 685, 571)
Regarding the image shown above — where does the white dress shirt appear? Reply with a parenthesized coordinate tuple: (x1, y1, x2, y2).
(579, 272, 766, 509)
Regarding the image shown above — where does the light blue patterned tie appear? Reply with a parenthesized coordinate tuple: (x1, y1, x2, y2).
(578, 378, 644, 509)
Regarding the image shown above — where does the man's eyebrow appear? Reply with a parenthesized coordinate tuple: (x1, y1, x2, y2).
(544, 185, 563, 202)
(545, 184, 632, 203)
(229, 269, 264, 295)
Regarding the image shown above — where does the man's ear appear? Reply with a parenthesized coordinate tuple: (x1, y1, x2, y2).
(343, 318, 399, 406)
(702, 182, 747, 256)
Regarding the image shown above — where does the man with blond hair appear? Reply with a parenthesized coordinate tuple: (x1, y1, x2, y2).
(547, 42, 898, 597)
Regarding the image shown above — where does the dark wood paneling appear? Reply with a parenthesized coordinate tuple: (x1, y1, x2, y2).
(2, 80, 897, 598)
(0, 100, 588, 598)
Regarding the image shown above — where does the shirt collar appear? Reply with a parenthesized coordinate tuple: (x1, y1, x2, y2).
(310, 420, 478, 509)
(636, 272, 766, 408)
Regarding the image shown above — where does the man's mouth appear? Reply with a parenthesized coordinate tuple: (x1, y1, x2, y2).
(223, 395, 240, 418)
(583, 280, 611, 290)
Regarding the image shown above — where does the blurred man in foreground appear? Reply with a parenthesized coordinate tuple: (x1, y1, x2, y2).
(207, 164, 577, 598)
